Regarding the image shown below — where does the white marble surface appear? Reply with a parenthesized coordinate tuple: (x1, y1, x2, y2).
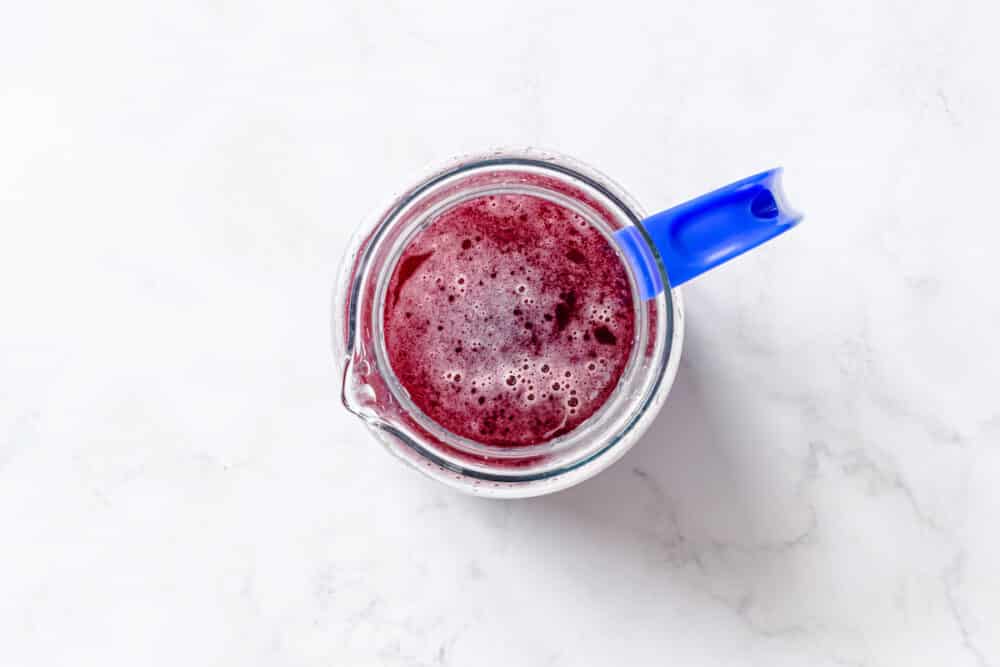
(2, 1, 999, 665)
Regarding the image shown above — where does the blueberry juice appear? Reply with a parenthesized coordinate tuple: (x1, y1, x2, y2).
(383, 193, 636, 447)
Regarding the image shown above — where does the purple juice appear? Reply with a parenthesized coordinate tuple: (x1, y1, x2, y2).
(383, 194, 636, 447)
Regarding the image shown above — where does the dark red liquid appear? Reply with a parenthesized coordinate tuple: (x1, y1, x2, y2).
(383, 194, 635, 447)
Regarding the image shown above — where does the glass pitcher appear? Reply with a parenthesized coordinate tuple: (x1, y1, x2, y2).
(333, 148, 801, 498)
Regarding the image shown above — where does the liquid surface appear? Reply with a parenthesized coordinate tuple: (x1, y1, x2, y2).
(383, 194, 635, 446)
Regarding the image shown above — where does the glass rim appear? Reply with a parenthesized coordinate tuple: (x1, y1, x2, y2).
(339, 148, 679, 488)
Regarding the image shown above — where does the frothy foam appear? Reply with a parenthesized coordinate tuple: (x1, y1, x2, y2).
(383, 194, 635, 446)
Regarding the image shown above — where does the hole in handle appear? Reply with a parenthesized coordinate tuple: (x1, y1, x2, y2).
(750, 189, 779, 219)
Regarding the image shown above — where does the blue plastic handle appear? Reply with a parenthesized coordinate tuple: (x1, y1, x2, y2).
(614, 168, 802, 298)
